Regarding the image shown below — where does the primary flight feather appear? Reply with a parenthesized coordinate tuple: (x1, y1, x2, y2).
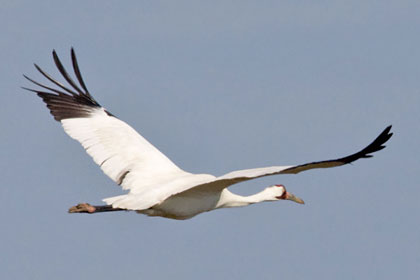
(24, 49, 393, 220)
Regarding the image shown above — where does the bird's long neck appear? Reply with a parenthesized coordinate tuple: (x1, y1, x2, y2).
(216, 189, 274, 208)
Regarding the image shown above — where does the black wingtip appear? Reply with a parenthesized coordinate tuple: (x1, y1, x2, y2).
(70, 48, 91, 96)
(383, 125, 393, 138)
(22, 74, 31, 81)
(23, 48, 104, 121)
(380, 125, 393, 143)
(280, 125, 393, 174)
(21, 86, 37, 93)
(384, 125, 392, 134)
(339, 125, 393, 164)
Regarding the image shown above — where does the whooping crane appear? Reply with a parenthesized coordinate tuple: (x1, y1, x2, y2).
(23, 49, 393, 220)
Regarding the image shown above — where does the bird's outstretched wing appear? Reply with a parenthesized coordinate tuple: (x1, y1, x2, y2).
(217, 125, 393, 183)
(115, 125, 393, 211)
(23, 49, 187, 193)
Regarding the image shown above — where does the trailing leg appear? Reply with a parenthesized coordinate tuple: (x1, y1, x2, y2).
(68, 203, 127, 214)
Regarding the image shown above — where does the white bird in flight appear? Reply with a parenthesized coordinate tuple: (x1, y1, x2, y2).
(24, 49, 393, 220)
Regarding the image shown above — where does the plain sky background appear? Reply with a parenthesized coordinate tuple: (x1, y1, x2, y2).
(1, 1, 419, 279)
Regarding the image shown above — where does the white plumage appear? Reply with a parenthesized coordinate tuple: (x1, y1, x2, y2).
(24, 49, 393, 219)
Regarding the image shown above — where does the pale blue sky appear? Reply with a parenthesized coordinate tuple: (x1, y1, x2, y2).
(1, 1, 419, 279)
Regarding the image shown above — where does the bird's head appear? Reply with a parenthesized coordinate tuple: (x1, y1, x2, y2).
(266, 184, 305, 204)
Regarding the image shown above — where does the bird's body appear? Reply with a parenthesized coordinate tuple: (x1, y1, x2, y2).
(139, 186, 223, 220)
(137, 182, 291, 219)
(24, 49, 393, 220)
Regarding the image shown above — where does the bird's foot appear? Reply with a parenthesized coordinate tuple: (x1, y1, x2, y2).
(68, 203, 96, 213)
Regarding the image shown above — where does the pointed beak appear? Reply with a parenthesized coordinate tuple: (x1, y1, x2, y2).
(286, 192, 305, 204)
